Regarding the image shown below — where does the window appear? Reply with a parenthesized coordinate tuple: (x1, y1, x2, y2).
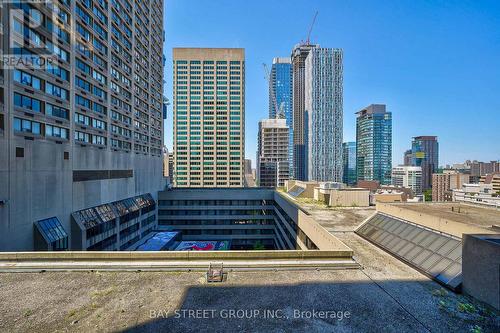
(92, 135, 106, 145)
(74, 131, 90, 143)
(46, 63, 69, 81)
(13, 117, 41, 135)
(76, 58, 91, 74)
(92, 118, 106, 130)
(75, 113, 90, 126)
(93, 86, 106, 99)
(45, 82, 68, 100)
(13, 93, 41, 112)
(76, 95, 91, 109)
(93, 102, 107, 115)
(75, 76, 91, 92)
(45, 124, 69, 139)
(46, 103, 69, 120)
(13, 70, 41, 90)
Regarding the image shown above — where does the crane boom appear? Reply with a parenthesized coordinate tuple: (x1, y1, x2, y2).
(305, 11, 318, 45)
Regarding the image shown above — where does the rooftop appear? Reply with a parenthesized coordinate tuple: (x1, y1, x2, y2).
(2, 201, 499, 332)
(386, 202, 500, 230)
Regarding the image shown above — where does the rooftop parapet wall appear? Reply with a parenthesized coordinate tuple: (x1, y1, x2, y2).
(274, 192, 352, 252)
(376, 202, 499, 238)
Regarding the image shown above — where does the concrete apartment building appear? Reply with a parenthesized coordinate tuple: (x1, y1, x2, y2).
(172, 48, 245, 188)
(268, 57, 293, 178)
(391, 165, 422, 196)
(257, 118, 289, 187)
(0, 0, 165, 250)
(480, 173, 500, 192)
(356, 104, 392, 185)
(471, 160, 500, 177)
(305, 47, 343, 182)
(432, 171, 470, 202)
(291, 43, 317, 181)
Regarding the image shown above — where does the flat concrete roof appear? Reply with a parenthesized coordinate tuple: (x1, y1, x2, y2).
(1, 268, 498, 332)
(386, 203, 500, 229)
(1, 202, 499, 331)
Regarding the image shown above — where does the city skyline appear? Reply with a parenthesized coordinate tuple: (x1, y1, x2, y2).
(163, 0, 500, 167)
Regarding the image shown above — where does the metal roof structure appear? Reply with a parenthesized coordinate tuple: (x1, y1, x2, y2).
(356, 212, 462, 290)
(34, 217, 68, 250)
(72, 193, 155, 230)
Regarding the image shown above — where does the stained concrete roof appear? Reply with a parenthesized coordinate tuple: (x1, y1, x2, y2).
(387, 203, 500, 229)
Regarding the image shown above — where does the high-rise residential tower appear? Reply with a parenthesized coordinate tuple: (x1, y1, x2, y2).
(291, 43, 317, 181)
(356, 104, 392, 185)
(0, 0, 165, 251)
(411, 136, 438, 191)
(343, 142, 357, 186)
(257, 118, 289, 187)
(305, 47, 343, 182)
(269, 57, 293, 178)
(172, 48, 245, 187)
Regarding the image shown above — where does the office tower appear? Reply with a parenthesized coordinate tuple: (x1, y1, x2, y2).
(391, 166, 423, 195)
(412, 136, 438, 190)
(291, 43, 318, 181)
(163, 147, 174, 180)
(343, 142, 357, 186)
(0, 0, 165, 251)
(269, 57, 293, 178)
(305, 48, 343, 182)
(403, 149, 413, 166)
(356, 104, 392, 185)
(244, 159, 252, 175)
(172, 48, 245, 187)
(257, 118, 289, 187)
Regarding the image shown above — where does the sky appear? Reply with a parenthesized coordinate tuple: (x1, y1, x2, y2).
(163, 0, 500, 167)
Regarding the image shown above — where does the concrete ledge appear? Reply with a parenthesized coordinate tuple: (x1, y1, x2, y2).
(0, 250, 353, 262)
(0, 257, 359, 272)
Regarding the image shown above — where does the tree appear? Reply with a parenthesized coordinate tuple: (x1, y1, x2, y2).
(424, 189, 432, 202)
(253, 241, 265, 250)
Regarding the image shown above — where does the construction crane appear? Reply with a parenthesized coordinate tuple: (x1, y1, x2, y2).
(303, 11, 318, 46)
(263, 63, 285, 119)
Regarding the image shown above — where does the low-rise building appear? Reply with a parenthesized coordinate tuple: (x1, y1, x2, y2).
(480, 173, 500, 192)
(373, 190, 407, 203)
(452, 183, 500, 207)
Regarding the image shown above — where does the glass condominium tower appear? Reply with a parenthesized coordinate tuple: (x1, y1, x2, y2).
(356, 104, 392, 185)
(0, 0, 165, 250)
(305, 47, 343, 182)
(269, 57, 293, 178)
(411, 136, 439, 191)
(172, 48, 245, 187)
(343, 142, 357, 186)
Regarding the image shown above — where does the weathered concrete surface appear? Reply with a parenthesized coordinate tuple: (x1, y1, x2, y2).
(0, 268, 498, 333)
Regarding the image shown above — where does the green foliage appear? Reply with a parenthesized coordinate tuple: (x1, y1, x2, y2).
(253, 241, 265, 250)
(470, 325, 483, 333)
(457, 302, 476, 313)
(432, 288, 448, 297)
(424, 189, 433, 202)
